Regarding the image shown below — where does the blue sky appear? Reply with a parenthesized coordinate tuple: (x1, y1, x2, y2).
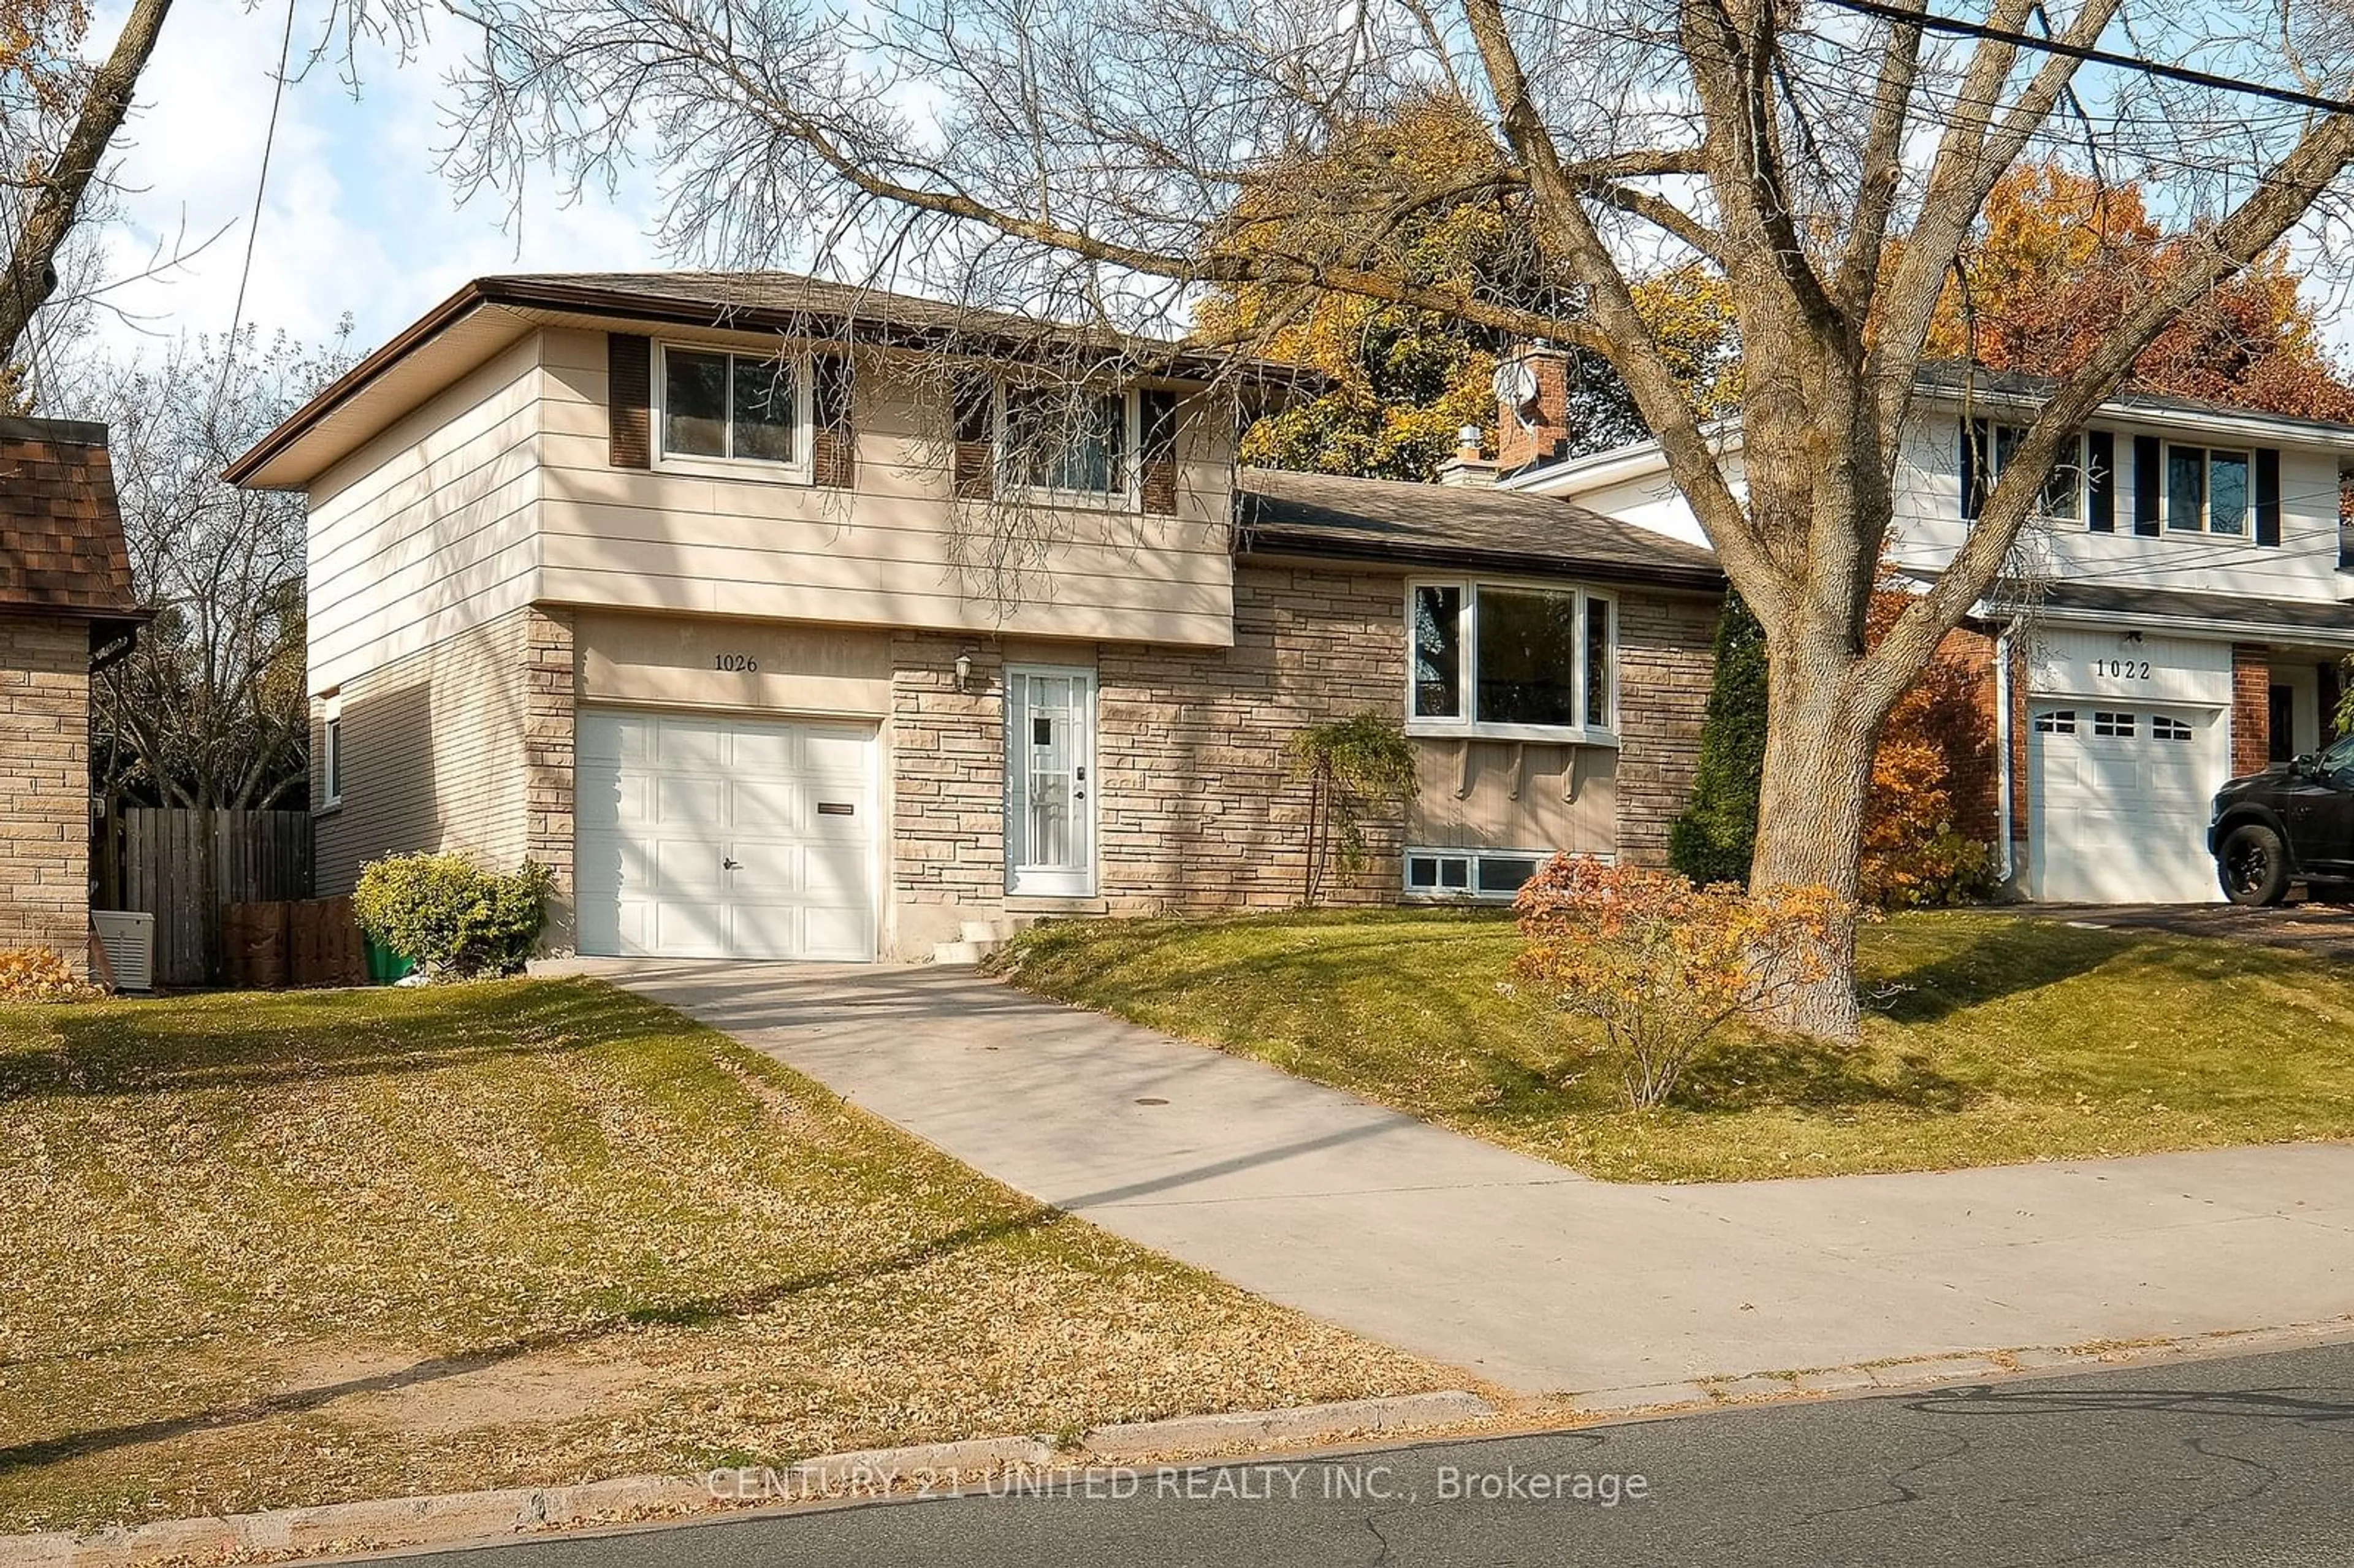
(91, 2, 672, 359)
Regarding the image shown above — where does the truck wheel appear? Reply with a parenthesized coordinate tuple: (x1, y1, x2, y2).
(2218, 823, 2290, 907)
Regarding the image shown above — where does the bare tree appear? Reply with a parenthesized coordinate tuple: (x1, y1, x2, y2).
(444, 0, 2354, 1038)
(77, 327, 352, 812)
(0, 0, 433, 396)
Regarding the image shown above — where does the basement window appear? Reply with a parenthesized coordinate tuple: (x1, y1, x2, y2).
(1404, 849, 1558, 902)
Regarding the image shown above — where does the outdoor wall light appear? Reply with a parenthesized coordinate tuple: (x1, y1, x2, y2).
(954, 652, 975, 691)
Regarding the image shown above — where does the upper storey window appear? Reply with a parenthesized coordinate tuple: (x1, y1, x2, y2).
(1003, 387, 1131, 501)
(2165, 445, 2251, 536)
(658, 346, 807, 468)
(1961, 420, 2084, 520)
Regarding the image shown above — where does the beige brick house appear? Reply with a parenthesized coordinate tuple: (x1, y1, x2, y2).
(229, 275, 1723, 962)
(0, 417, 143, 956)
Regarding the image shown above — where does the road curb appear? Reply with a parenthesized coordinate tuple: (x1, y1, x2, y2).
(5, 1391, 1497, 1567)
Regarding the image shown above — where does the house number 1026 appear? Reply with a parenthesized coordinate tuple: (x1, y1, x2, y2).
(714, 653, 759, 672)
(2095, 658, 2150, 679)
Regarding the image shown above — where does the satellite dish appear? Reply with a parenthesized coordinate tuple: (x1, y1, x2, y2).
(1491, 360, 1541, 427)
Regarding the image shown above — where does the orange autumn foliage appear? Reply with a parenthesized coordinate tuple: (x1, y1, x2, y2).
(1511, 856, 1854, 1105)
(1862, 590, 1998, 909)
(1925, 162, 2354, 424)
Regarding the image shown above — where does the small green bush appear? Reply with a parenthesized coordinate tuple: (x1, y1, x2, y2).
(351, 853, 552, 979)
(1669, 592, 1767, 886)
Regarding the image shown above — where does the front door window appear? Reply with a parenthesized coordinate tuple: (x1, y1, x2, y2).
(1006, 667, 1095, 896)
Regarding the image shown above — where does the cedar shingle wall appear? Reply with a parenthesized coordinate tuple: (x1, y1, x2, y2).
(0, 616, 91, 953)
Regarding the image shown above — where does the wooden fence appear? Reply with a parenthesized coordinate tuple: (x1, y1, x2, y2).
(94, 809, 314, 988)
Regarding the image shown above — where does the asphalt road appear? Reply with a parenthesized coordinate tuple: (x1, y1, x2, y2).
(410, 1341, 2354, 1567)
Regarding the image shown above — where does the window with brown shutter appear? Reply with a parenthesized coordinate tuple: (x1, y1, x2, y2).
(608, 333, 652, 469)
(952, 376, 994, 500)
(811, 354, 856, 489)
(1140, 387, 1179, 516)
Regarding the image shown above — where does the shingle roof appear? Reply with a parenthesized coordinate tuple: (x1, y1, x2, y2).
(0, 418, 140, 618)
(2019, 580, 2354, 643)
(1236, 466, 1724, 588)
(1913, 359, 2354, 443)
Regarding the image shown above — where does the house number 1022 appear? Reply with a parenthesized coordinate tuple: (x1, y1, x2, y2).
(714, 653, 760, 673)
(2096, 658, 2151, 680)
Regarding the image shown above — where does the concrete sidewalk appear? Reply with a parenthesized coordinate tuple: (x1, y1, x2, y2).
(595, 960, 2354, 1396)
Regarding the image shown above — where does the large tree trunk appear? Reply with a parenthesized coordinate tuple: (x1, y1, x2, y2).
(1750, 623, 1882, 1043)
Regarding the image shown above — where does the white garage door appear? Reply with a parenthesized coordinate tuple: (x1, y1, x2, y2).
(2027, 703, 2224, 904)
(575, 709, 878, 961)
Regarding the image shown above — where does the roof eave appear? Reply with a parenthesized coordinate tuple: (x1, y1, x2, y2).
(1237, 528, 1726, 592)
(228, 275, 1325, 490)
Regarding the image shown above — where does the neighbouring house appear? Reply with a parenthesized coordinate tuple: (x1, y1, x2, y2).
(0, 417, 143, 957)
(1493, 349, 2354, 905)
(227, 273, 1724, 962)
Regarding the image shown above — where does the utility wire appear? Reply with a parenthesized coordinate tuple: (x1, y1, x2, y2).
(215, 0, 299, 417)
(1814, 0, 2354, 118)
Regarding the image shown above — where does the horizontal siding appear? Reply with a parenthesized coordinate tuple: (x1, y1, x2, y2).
(1890, 415, 2346, 604)
(307, 337, 550, 693)
(531, 327, 1236, 647)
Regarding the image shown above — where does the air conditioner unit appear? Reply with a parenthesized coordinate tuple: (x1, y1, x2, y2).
(91, 910, 156, 993)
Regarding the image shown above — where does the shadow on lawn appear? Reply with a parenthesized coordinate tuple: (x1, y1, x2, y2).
(1, 981, 649, 1100)
(0, 1202, 1066, 1478)
(1867, 916, 2135, 1025)
(1672, 1035, 1969, 1115)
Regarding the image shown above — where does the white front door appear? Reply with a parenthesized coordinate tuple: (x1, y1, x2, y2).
(2027, 702, 2226, 904)
(1005, 666, 1096, 897)
(575, 709, 880, 960)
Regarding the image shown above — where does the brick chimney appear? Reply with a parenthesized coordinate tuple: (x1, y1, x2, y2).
(1494, 347, 1572, 474)
(1435, 425, 1495, 487)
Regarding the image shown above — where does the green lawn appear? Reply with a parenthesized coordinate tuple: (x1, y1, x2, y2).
(994, 908, 2354, 1184)
(0, 980, 1447, 1534)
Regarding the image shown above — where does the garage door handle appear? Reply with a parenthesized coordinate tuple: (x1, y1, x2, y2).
(723, 857, 741, 870)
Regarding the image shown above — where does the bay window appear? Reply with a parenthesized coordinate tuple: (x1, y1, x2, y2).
(1408, 580, 1616, 736)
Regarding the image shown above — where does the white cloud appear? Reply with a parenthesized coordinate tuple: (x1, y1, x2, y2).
(87, 1, 665, 360)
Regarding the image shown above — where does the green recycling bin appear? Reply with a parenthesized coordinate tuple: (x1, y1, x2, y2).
(365, 937, 416, 986)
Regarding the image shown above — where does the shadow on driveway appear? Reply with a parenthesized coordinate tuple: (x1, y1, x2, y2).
(2017, 900, 2354, 961)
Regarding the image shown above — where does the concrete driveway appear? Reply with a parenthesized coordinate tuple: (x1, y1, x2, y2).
(596, 961, 2354, 1398)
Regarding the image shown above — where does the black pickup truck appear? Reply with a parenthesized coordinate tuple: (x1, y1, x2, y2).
(2210, 735, 2354, 905)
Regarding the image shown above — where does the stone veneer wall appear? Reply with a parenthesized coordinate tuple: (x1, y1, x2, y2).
(1611, 592, 1723, 867)
(0, 615, 93, 954)
(886, 562, 1721, 946)
(1095, 562, 1411, 911)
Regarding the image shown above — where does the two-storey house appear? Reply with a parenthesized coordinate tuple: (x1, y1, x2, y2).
(1490, 352, 2354, 905)
(229, 274, 1724, 962)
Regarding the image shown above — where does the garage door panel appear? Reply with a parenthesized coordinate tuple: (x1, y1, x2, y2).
(731, 782, 801, 834)
(801, 728, 874, 776)
(804, 840, 870, 899)
(729, 902, 803, 959)
(652, 900, 730, 958)
(653, 774, 726, 829)
(801, 905, 874, 961)
(576, 708, 878, 961)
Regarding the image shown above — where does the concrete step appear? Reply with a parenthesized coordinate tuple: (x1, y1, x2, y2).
(930, 937, 1005, 966)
